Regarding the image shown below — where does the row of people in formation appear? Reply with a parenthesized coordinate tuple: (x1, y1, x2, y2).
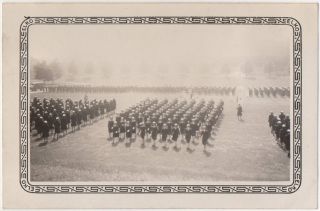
(108, 98, 224, 151)
(268, 111, 290, 157)
(30, 96, 116, 142)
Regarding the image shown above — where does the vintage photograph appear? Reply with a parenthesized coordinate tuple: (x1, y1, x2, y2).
(29, 23, 291, 182)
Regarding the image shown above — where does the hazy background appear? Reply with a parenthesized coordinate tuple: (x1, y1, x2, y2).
(29, 24, 291, 87)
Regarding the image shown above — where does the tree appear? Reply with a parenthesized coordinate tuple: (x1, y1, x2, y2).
(32, 60, 63, 82)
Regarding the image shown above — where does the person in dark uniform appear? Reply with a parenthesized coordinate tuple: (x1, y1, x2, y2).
(42, 120, 50, 143)
(171, 123, 180, 149)
(77, 109, 82, 130)
(89, 106, 95, 124)
(167, 118, 173, 142)
(284, 129, 290, 157)
(237, 104, 243, 120)
(125, 121, 132, 143)
(119, 118, 126, 140)
(47, 113, 54, 135)
(161, 123, 169, 148)
(145, 118, 151, 140)
(190, 120, 197, 144)
(185, 124, 192, 150)
(151, 121, 158, 147)
(71, 111, 77, 133)
(54, 117, 61, 140)
(271, 117, 279, 135)
(284, 116, 290, 129)
(112, 123, 120, 144)
(268, 112, 274, 128)
(61, 114, 68, 136)
(130, 117, 137, 139)
(279, 124, 287, 146)
(139, 121, 146, 145)
(275, 120, 282, 140)
(201, 124, 210, 151)
(108, 117, 114, 139)
(82, 108, 87, 126)
(279, 111, 286, 122)
(179, 118, 186, 142)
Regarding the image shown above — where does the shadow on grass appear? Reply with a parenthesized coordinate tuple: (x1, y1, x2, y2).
(125, 141, 132, 148)
(192, 140, 199, 146)
(112, 141, 120, 147)
(207, 142, 214, 148)
(203, 150, 212, 157)
(162, 145, 169, 151)
(173, 146, 181, 152)
(151, 144, 158, 151)
(187, 148, 195, 153)
(38, 141, 48, 147)
(140, 143, 146, 149)
(33, 136, 43, 142)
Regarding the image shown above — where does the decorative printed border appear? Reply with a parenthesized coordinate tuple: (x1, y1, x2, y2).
(19, 16, 302, 193)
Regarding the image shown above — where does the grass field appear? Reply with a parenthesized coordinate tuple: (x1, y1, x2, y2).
(30, 92, 290, 181)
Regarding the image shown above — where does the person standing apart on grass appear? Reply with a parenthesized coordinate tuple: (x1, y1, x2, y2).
(171, 123, 181, 149)
(54, 117, 61, 140)
(42, 120, 50, 143)
(237, 104, 243, 121)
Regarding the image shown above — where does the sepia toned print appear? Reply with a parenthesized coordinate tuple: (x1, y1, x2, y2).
(20, 16, 301, 193)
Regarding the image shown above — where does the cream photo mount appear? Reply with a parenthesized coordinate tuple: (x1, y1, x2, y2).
(19, 16, 302, 194)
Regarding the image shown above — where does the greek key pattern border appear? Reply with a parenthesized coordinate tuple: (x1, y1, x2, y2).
(19, 16, 302, 194)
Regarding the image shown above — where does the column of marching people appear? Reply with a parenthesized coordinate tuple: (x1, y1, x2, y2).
(30, 97, 116, 143)
(268, 111, 290, 157)
(107, 98, 224, 152)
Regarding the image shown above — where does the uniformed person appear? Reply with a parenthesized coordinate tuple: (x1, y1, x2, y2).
(42, 120, 50, 143)
(112, 122, 120, 144)
(268, 112, 274, 128)
(54, 117, 61, 140)
(119, 118, 126, 140)
(171, 123, 180, 148)
(139, 121, 146, 145)
(125, 121, 132, 143)
(108, 117, 114, 139)
(201, 124, 210, 151)
(185, 124, 192, 150)
(71, 110, 77, 133)
(161, 123, 169, 148)
(151, 121, 158, 147)
(130, 117, 137, 139)
(61, 113, 68, 136)
(237, 104, 243, 120)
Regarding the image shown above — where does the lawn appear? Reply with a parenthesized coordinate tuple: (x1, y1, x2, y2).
(30, 92, 290, 181)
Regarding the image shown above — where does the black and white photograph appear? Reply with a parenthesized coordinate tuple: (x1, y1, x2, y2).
(3, 2, 319, 209)
(28, 20, 292, 182)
